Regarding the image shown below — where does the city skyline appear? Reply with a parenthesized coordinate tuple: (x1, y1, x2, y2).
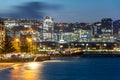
(0, 0, 120, 23)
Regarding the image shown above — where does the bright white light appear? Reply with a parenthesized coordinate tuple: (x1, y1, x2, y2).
(24, 25, 30, 28)
(33, 38, 37, 41)
(28, 62, 39, 69)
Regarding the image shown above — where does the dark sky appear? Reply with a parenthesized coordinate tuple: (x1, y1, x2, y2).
(0, 0, 120, 23)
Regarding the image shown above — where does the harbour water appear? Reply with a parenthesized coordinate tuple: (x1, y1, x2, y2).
(0, 57, 120, 80)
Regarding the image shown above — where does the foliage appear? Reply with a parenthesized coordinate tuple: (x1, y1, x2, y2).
(12, 39, 20, 53)
(32, 43, 39, 54)
(20, 42, 38, 54)
(1, 35, 16, 54)
(20, 42, 29, 53)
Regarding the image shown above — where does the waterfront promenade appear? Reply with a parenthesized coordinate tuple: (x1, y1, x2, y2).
(0, 54, 50, 71)
(0, 63, 16, 70)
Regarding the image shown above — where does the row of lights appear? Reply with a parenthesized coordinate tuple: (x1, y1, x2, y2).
(15, 37, 32, 42)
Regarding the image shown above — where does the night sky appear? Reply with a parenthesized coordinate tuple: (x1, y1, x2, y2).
(0, 0, 120, 23)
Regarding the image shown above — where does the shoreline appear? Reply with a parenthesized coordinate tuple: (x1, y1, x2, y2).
(81, 53, 120, 57)
(0, 63, 17, 71)
(0, 53, 120, 70)
(0, 56, 50, 70)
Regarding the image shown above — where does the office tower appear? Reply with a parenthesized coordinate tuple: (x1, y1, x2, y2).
(101, 18, 113, 42)
(43, 16, 54, 41)
(113, 20, 120, 37)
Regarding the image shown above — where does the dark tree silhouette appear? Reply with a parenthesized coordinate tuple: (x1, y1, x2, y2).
(20, 42, 29, 53)
(1, 34, 16, 54)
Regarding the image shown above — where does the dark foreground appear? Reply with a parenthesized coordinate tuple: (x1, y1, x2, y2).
(0, 57, 120, 80)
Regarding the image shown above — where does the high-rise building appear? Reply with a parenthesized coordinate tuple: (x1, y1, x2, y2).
(43, 16, 54, 41)
(93, 22, 102, 35)
(0, 20, 5, 50)
(92, 22, 102, 42)
(79, 29, 92, 42)
(113, 20, 120, 37)
(102, 18, 112, 27)
(101, 18, 113, 42)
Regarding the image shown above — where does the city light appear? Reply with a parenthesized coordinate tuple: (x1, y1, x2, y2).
(27, 38, 32, 42)
(28, 62, 39, 69)
(15, 38, 19, 42)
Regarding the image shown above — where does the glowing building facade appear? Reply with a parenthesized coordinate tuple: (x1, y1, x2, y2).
(43, 16, 54, 41)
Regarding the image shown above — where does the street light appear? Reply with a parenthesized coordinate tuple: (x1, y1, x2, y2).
(15, 38, 20, 53)
(26, 38, 32, 54)
(15, 38, 19, 42)
(27, 38, 32, 42)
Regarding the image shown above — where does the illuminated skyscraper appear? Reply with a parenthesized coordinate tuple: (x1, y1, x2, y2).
(101, 18, 113, 42)
(43, 16, 54, 41)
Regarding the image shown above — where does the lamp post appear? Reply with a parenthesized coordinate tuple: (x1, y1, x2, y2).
(15, 38, 20, 53)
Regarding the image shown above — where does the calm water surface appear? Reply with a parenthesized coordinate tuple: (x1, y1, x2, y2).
(0, 57, 120, 80)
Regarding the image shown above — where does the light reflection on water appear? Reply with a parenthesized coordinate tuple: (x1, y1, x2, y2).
(0, 59, 73, 80)
(0, 62, 44, 80)
(0, 58, 120, 80)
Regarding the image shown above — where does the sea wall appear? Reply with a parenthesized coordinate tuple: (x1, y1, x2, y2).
(0, 56, 50, 62)
(82, 53, 120, 57)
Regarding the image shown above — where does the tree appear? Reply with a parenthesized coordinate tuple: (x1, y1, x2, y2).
(32, 43, 38, 54)
(12, 38, 20, 53)
(1, 34, 16, 54)
(20, 38, 38, 54)
(20, 42, 29, 53)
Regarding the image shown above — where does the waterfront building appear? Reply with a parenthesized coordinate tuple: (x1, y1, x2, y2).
(92, 22, 102, 42)
(43, 16, 54, 41)
(54, 22, 71, 42)
(101, 18, 112, 31)
(113, 20, 120, 37)
(63, 32, 74, 42)
(91, 36, 102, 42)
(93, 22, 102, 36)
(53, 32, 71, 43)
(73, 29, 80, 42)
(79, 29, 92, 42)
(78, 24, 93, 42)
(116, 29, 120, 41)
(101, 18, 114, 42)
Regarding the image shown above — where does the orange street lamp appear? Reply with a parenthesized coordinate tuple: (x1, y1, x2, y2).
(26, 38, 32, 42)
(15, 38, 20, 53)
(15, 38, 19, 42)
(28, 38, 32, 42)
(26, 38, 32, 53)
